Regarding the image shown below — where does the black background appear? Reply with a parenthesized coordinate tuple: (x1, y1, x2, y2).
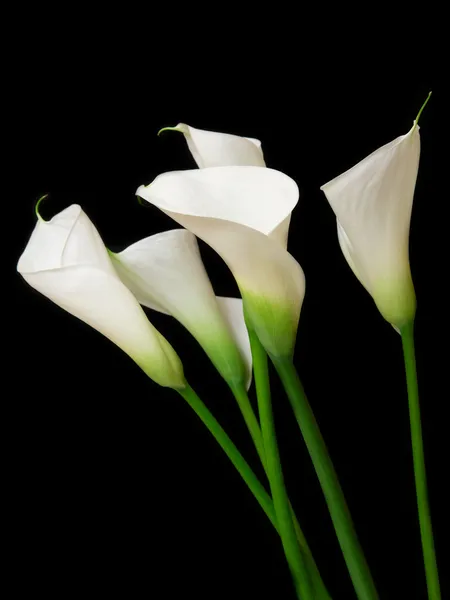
(9, 15, 447, 600)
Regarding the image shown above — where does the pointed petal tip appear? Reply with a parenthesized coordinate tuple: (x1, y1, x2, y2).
(414, 91, 432, 125)
(35, 194, 49, 221)
(157, 124, 185, 137)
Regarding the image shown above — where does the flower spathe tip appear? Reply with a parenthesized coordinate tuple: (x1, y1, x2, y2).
(158, 124, 184, 137)
(413, 91, 432, 128)
(35, 194, 49, 222)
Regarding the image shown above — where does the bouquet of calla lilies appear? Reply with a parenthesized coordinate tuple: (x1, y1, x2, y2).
(18, 94, 441, 600)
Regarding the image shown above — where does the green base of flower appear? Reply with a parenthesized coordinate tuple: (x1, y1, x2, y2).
(242, 291, 299, 358)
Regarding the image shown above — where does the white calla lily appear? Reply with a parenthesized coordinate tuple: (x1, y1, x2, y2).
(137, 167, 305, 358)
(17, 204, 185, 389)
(321, 123, 420, 327)
(110, 229, 252, 388)
(159, 123, 266, 168)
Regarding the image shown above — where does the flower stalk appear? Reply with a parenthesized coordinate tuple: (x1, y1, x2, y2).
(247, 327, 331, 600)
(177, 383, 277, 527)
(400, 320, 441, 600)
(271, 355, 380, 600)
(240, 336, 314, 599)
(181, 378, 328, 599)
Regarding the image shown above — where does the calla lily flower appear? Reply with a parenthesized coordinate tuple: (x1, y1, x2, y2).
(159, 123, 266, 168)
(136, 167, 305, 358)
(110, 229, 252, 388)
(17, 204, 185, 389)
(320, 123, 420, 328)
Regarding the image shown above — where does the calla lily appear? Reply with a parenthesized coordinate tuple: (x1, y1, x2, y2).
(159, 123, 266, 168)
(17, 204, 185, 389)
(136, 167, 305, 358)
(320, 123, 420, 328)
(110, 229, 252, 388)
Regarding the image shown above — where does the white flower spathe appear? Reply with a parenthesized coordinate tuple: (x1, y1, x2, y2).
(111, 229, 252, 388)
(321, 124, 420, 327)
(17, 205, 185, 388)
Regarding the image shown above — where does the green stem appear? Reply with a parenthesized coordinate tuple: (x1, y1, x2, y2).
(249, 353, 314, 600)
(249, 329, 332, 600)
(400, 320, 441, 600)
(272, 356, 380, 600)
(179, 382, 320, 598)
(229, 381, 268, 472)
(177, 384, 277, 528)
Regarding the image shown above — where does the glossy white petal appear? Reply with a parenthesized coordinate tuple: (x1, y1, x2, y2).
(321, 125, 420, 327)
(111, 229, 251, 388)
(17, 205, 185, 388)
(163, 123, 266, 168)
(137, 167, 305, 357)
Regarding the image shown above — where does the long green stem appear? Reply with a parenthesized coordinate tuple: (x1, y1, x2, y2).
(244, 346, 314, 599)
(179, 384, 305, 598)
(177, 384, 277, 527)
(229, 381, 268, 472)
(231, 379, 331, 598)
(248, 329, 332, 600)
(272, 356, 380, 600)
(400, 320, 441, 600)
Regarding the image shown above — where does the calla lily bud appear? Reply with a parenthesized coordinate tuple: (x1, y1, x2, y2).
(110, 229, 252, 388)
(17, 204, 185, 389)
(321, 123, 421, 328)
(137, 167, 305, 358)
(159, 123, 266, 168)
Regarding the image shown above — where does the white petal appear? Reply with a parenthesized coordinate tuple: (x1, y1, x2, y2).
(166, 123, 266, 168)
(137, 168, 305, 357)
(321, 125, 419, 325)
(139, 166, 297, 242)
(111, 229, 249, 387)
(17, 207, 185, 388)
(216, 296, 252, 390)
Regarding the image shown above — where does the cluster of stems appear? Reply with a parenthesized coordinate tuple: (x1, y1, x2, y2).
(177, 318, 440, 600)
